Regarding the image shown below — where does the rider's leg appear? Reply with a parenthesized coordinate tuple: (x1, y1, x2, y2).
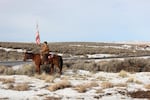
(41, 54, 46, 64)
(43, 54, 49, 64)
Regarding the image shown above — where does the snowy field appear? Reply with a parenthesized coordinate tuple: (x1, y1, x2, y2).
(0, 42, 150, 100)
(0, 68, 150, 100)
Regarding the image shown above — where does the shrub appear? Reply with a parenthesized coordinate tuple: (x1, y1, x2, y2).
(47, 80, 71, 91)
(98, 58, 150, 72)
(4, 68, 15, 75)
(0, 78, 15, 84)
(34, 72, 55, 83)
(144, 84, 150, 89)
(118, 70, 128, 78)
(96, 89, 104, 94)
(74, 82, 98, 93)
(96, 76, 107, 81)
(64, 58, 150, 73)
(114, 83, 127, 87)
(15, 64, 35, 76)
(71, 60, 99, 72)
(0, 66, 7, 74)
(44, 96, 61, 100)
(126, 77, 142, 84)
(101, 81, 113, 89)
(126, 77, 134, 83)
(13, 83, 29, 91)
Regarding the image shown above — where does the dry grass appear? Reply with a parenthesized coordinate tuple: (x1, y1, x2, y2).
(5, 83, 29, 91)
(71, 61, 99, 72)
(47, 80, 71, 91)
(16, 64, 35, 76)
(96, 76, 107, 81)
(13, 83, 29, 91)
(0, 97, 9, 100)
(96, 89, 105, 94)
(144, 84, 150, 89)
(114, 83, 127, 87)
(74, 82, 98, 93)
(6, 83, 14, 89)
(101, 81, 113, 89)
(34, 72, 55, 83)
(126, 77, 142, 84)
(118, 70, 128, 78)
(74, 84, 87, 93)
(4, 67, 15, 75)
(126, 77, 134, 83)
(44, 96, 61, 100)
(0, 64, 35, 76)
(60, 76, 69, 80)
(0, 66, 6, 74)
(134, 80, 143, 84)
(0, 78, 15, 84)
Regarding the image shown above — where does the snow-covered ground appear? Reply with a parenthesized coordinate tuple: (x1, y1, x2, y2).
(0, 43, 150, 100)
(0, 69, 149, 100)
(0, 47, 26, 52)
(87, 54, 117, 58)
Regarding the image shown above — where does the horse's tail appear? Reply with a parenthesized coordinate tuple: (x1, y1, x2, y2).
(59, 56, 63, 71)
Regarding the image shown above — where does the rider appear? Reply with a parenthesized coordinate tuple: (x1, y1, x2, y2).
(41, 41, 49, 64)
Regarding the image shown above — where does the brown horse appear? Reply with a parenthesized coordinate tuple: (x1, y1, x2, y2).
(23, 52, 63, 74)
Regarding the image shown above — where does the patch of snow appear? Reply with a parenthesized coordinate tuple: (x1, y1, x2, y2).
(69, 45, 83, 47)
(122, 44, 132, 49)
(0, 70, 150, 100)
(87, 54, 117, 58)
(0, 47, 26, 52)
(12, 64, 24, 70)
(77, 70, 91, 76)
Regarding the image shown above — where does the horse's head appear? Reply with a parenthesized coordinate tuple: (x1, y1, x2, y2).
(23, 51, 34, 61)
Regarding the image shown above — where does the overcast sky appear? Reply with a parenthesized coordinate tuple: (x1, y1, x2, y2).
(0, 0, 150, 42)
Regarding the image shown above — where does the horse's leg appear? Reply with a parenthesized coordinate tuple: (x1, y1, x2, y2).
(54, 57, 62, 75)
(50, 64, 54, 74)
(58, 64, 62, 75)
(35, 63, 38, 73)
(36, 64, 40, 74)
(38, 64, 41, 74)
(55, 62, 62, 75)
(58, 57, 63, 75)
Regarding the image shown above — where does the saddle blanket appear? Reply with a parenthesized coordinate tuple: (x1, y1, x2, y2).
(48, 52, 55, 59)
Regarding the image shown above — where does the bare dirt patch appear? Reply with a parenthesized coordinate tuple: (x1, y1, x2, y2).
(128, 91, 150, 99)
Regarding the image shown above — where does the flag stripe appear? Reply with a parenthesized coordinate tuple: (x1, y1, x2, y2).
(36, 30, 40, 45)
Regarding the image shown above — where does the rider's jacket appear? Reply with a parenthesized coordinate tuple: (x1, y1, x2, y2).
(41, 44, 49, 54)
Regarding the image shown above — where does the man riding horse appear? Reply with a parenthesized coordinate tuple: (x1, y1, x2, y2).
(40, 41, 49, 64)
(23, 41, 63, 74)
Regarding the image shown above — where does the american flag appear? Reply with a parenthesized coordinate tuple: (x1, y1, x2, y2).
(35, 24, 40, 45)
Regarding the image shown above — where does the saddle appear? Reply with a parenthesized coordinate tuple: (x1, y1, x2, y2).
(48, 54, 54, 59)
(41, 53, 54, 65)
